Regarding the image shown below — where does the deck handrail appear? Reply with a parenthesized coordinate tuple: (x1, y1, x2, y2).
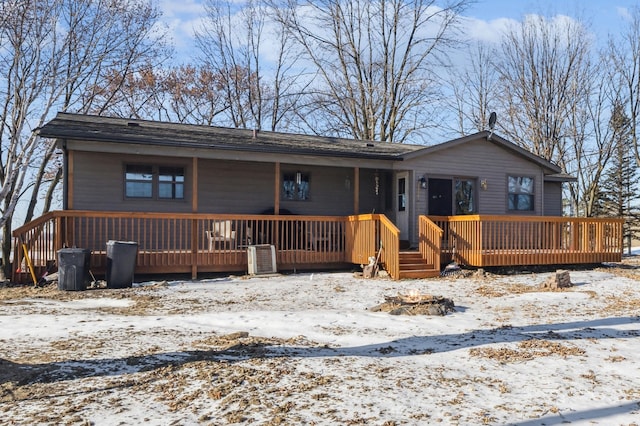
(378, 215, 400, 280)
(11, 211, 625, 283)
(12, 211, 354, 282)
(418, 215, 443, 271)
(428, 215, 624, 266)
(345, 213, 400, 280)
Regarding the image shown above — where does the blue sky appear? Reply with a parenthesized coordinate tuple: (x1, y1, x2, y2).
(463, 0, 636, 41)
(157, 0, 639, 59)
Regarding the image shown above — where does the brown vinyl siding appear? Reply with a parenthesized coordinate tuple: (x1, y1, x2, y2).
(358, 169, 390, 215)
(198, 159, 275, 214)
(198, 161, 384, 216)
(544, 181, 563, 216)
(71, 151, 192, 213)
(404, 139, 546, 246)
(279, 164, 356, 216)
(404, 138, 544, 216)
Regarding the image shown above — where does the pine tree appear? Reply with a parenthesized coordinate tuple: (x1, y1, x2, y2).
(596, 102, 640, 251)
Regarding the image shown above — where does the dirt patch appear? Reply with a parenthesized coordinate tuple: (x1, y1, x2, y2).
(469, 339, 587, 363)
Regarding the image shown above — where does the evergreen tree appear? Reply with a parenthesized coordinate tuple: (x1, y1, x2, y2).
(596, 102, 640, 250)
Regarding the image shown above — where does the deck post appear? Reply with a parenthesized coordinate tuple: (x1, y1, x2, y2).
(191, 218, 198, 279)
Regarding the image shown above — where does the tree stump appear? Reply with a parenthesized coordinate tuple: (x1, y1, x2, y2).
(370, 293, 455, 316)
(541, 270, 572, 289)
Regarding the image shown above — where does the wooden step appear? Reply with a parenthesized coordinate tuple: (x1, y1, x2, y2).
(397, 251, 440, 279)
(400, 262, 436, 271)
(398, 268, 441, 279)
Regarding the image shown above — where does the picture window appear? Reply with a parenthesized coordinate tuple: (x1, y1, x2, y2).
(125, 164, 185, 200)
(454, 178, 476, 214)
(282, 172, 310, 201)
(508, 176, 534, 211)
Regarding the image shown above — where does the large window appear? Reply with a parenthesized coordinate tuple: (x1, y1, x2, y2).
(454, 178, 475, 214)
(508, 176, 534, 211)
(125, 164, 185, 200)
(282, 172, 310, 200)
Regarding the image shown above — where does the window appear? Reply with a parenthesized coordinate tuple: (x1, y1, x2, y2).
(159, 167, 185, 199)
(508, 176, 534, 211)
(398, 178, 406, 211)
(454, 178, 475, 214)
(125, 165, 153, 198)
(282, 172, 310, 200)
(125, 164, 185, 200)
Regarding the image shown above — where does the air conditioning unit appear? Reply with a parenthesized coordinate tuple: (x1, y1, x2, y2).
(247, 244, 277, 275)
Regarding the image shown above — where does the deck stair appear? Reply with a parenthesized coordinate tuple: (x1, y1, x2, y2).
(398, 250, 440, 279)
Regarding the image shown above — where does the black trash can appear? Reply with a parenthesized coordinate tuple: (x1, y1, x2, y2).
(57, 248, 91, 291)
(106, 240, 138, 289)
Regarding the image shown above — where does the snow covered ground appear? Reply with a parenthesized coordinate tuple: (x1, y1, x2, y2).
(1, 262, 640, 425)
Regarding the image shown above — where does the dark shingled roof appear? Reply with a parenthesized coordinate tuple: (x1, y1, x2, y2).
(38, 112, 425, 160)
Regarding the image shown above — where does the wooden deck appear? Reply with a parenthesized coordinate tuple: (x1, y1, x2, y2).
(428, 215, 624, 267)
(11, 211, 623, 283)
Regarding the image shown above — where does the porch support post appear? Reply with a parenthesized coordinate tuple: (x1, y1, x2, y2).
(67, 150, 74, 209)
(274, 162, 280, 214)
(191, 157, 199, 279)
(353, 167, 359, 214)
(192, 157, 198, 212)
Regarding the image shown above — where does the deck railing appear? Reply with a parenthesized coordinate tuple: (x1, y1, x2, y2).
(13, 211, 400, 282)
(428, 215, 624, 267)
(379, 215, 401, 279)
(12, 211, 624, 283)
(345, 213, 401, 279)
(418, 215, 443, 268)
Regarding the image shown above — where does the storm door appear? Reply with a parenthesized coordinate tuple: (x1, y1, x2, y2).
(396, 172, 409, 236)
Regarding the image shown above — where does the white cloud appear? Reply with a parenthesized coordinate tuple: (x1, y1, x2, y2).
(459, 16, 518, 44)
(157, 0, 207, 61)
(617, 6, 632, 22)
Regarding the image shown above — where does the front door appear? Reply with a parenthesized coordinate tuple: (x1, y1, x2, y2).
(396, 172, 409, 237)
(428, 178, 452, 216)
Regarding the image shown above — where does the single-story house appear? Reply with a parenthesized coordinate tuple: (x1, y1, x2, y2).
(12, 113, 623, 282)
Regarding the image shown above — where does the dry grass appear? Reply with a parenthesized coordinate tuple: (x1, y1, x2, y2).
(2, 259, 639, 425)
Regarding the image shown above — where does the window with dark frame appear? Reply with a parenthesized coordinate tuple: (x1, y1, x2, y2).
(508, 175, 534, 211)
(282, 172, 310, 201)
(454, 178, 475, 214)
(125, 164, 185, 200)
(159, 166, 185, 199)
(125, 165, 153, 198)
(398, 177, 406, 211)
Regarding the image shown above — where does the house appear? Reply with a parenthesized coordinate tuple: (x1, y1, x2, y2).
(11, 113, 623, 282)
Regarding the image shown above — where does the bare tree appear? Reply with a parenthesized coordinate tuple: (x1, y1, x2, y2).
(496, 15, 592, 167)
(90, 67, 164, 120)
(0, 0, 167, 273)
(566, 65, 617, 217)
(195, 0, 303, 131)
(272, 0, 469, 143)
(445, 41, 500, 136)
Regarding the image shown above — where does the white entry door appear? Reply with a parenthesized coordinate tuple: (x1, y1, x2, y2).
(396, 172, 409, 238)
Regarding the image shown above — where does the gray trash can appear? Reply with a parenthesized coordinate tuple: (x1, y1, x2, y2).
(57, 248, 91, 291)
(106, 240, 138, 288)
